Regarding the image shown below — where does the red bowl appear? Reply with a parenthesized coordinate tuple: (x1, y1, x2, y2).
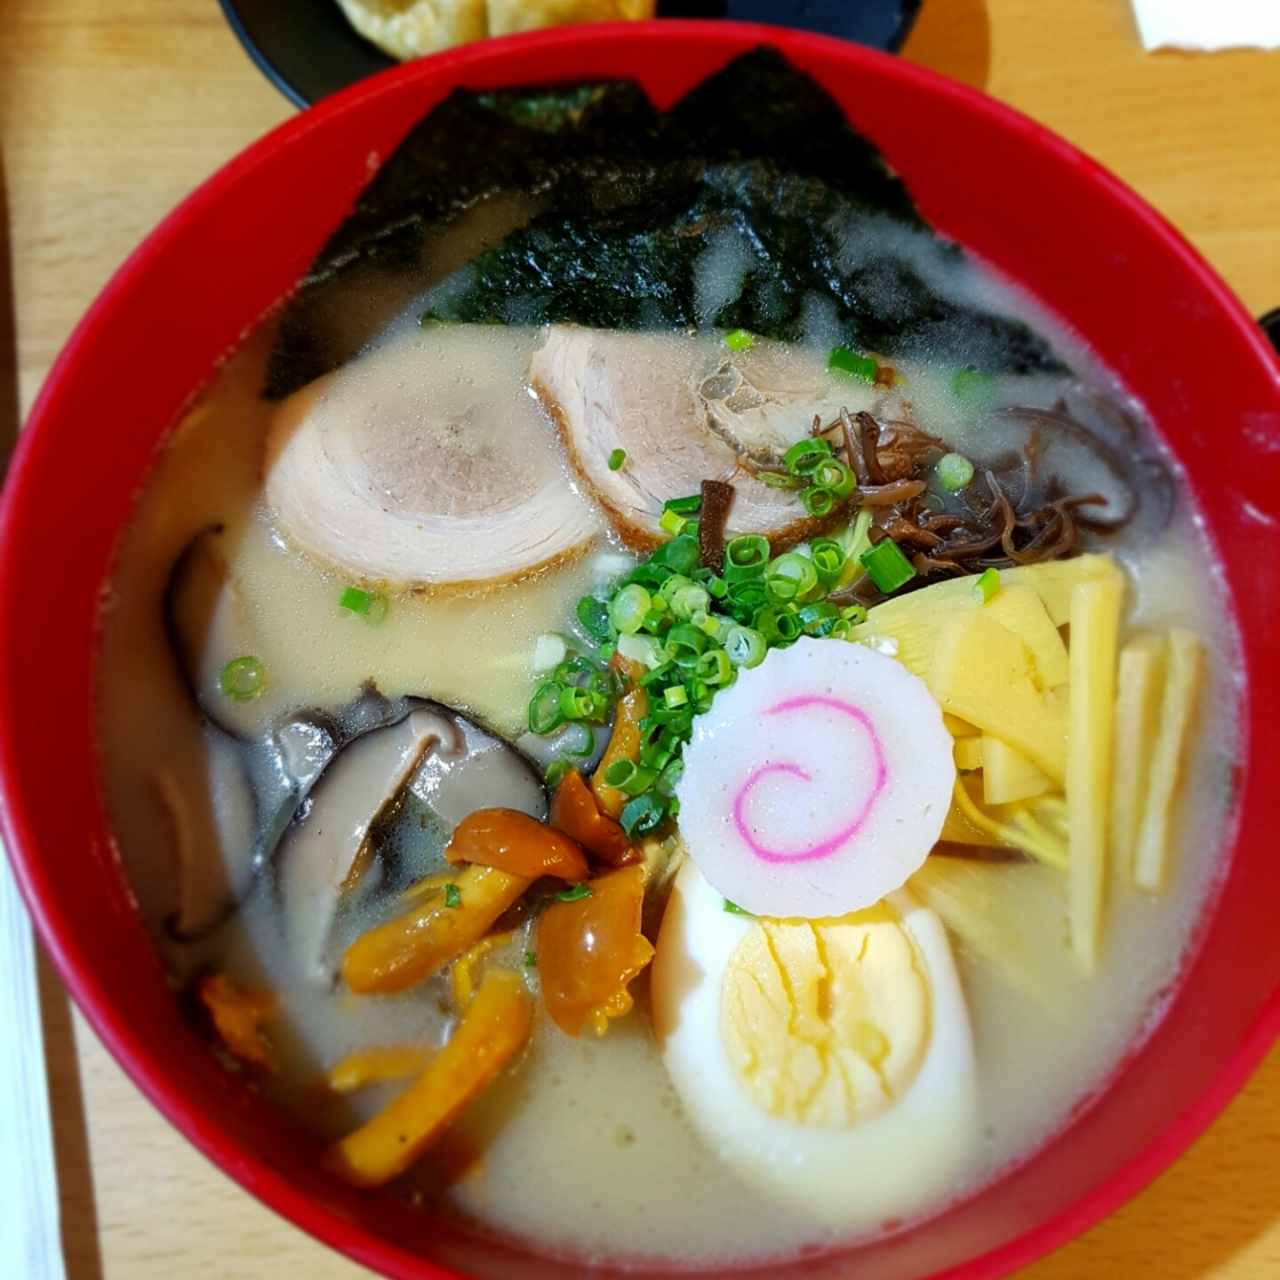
(3, 21, 1278, 1280)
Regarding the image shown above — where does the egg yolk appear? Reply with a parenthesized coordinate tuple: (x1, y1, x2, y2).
(719, 902, 930, 1127)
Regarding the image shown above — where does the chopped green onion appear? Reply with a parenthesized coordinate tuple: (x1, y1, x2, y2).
(756, 469, 805, 490)
(620, 793, 666, 837)
(723, 328, 756, 352)
(840, 603, 869, 626)
(444, 883, 462, 909)
(828, 345, 878, 382)
(756, 605, 803, 646)
(973, 567, 1001, 604)
(782, 438, 832, 476)
(576, 595, 613, 642)
(556, 884, 592, 903)
(695, 648, 735, 687)
(812, 458, 856, 498)
(339, 586, 388, 624)
(665, 623, 709, 667)
(797, 600, 841, 637)
(609, 583, 651, 635)
(659, 508, 688, 536)
(219, 656, 266, 702)
(663, 685, 689, 709)
(810, 538, 847, 586)
(616, 632, 661, 669)
(603, 758, 658, 796)
(835, 507, 874, 589)
(801, 486, 838, 518)
(648, 534, 700, 576)
(338, 586, 371, 614)
(528, 680, 565, 735)
(524, 950, 537, 967)
(664, 494, 703, 517)
(724, 624, 767, 668)
(765, 552, 820, 604)
(723, 899, 752, 916)
(936, 452, 975, 492)
(559, 686, 607, 722)
(545, 758, 574, 788)
(608, 448, 627, 471)
(706, 575, 729, 599)
(952, 366, 996, 410)
(860, 538, 917, 593)
(724, 534, 770, 581)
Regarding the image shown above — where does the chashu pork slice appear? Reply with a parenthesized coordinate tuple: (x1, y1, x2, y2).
(265, 324, 599, 591)
(530, 326, 894, 550)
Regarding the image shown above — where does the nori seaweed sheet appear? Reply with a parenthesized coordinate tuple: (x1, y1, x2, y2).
(265, 48, 1061, 400)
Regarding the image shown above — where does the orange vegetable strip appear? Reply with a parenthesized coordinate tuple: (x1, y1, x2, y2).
(537, 864, 654, 1037)
(451, 930, 516, 1010)
(550, 770, 637, 867)
(327, 969, 532, 1188)
(327, 1046, 430, 1093)
(445, 808, 588, 881)
(342, 864, 530, 995)
(592, 686, 647, 819)
(199, 974, 276, 1068)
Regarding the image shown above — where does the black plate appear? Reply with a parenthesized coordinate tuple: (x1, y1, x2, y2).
(218, 0, 921, 108)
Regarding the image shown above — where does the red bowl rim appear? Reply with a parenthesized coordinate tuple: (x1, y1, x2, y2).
(4, 20, 1278, 1280)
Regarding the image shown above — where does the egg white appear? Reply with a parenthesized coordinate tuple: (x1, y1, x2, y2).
(651, 860, 979, 1231)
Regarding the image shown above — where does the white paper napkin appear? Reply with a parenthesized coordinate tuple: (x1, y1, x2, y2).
(1133, 0, 1280, 50)
(0, 853, 67, 1280)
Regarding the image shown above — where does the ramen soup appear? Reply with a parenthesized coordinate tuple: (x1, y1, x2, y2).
(96, 52, 1238, 1270)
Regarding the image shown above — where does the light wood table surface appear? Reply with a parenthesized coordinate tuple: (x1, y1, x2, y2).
(3, 1, 1278, 1276)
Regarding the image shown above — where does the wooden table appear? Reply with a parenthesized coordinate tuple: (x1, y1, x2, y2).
(4, 1, 1278, 1276)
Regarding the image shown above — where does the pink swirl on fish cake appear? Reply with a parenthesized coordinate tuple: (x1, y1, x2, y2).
(730, 694, 888, 865)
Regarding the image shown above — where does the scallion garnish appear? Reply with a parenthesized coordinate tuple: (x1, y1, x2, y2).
(444, 883, 462, 908)
(952, 366, 996, 410)
(724, 534, 770, 581)
(724, 624, 767, 669)
(556, 883, 592, 903)
(973, 567, 1001, 604)
(756, 469, 805, 490)
(219, 656, 266, 702)
(659, 508, 688, 536)
(782, 438, 832, 476)
(723, 328, 756, 352)
(828, 345, 878, 382)
(576, 594, 613, 642)
(936, 452, 975, 492)
(608, 448, 627, 471)
(812, 458, 856, 499)
(765, 552, 820, 604)
(809, 538, 847, 586)
(664, 684, 689, 709)
(801, 486, 838, 518)
(619, 792, 666, 837)
(609, 583, 651, 635)
(664, 494, 703, 517)
(860, 538, 917, 593)
(723, 899, 752, 916)
(524, 950, 537, 967)
(528, 680, 566, 735)
(339, 586, 389, 625)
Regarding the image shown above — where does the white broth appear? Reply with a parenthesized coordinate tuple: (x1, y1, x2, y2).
(96, 267, 1239, 1267)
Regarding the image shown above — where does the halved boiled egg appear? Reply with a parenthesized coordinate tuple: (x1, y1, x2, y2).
(651, 860, 978, 1230)
(674, 637, 955, 919)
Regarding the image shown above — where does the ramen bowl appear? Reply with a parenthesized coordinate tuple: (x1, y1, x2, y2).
(2, 22, 1278, 1280)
